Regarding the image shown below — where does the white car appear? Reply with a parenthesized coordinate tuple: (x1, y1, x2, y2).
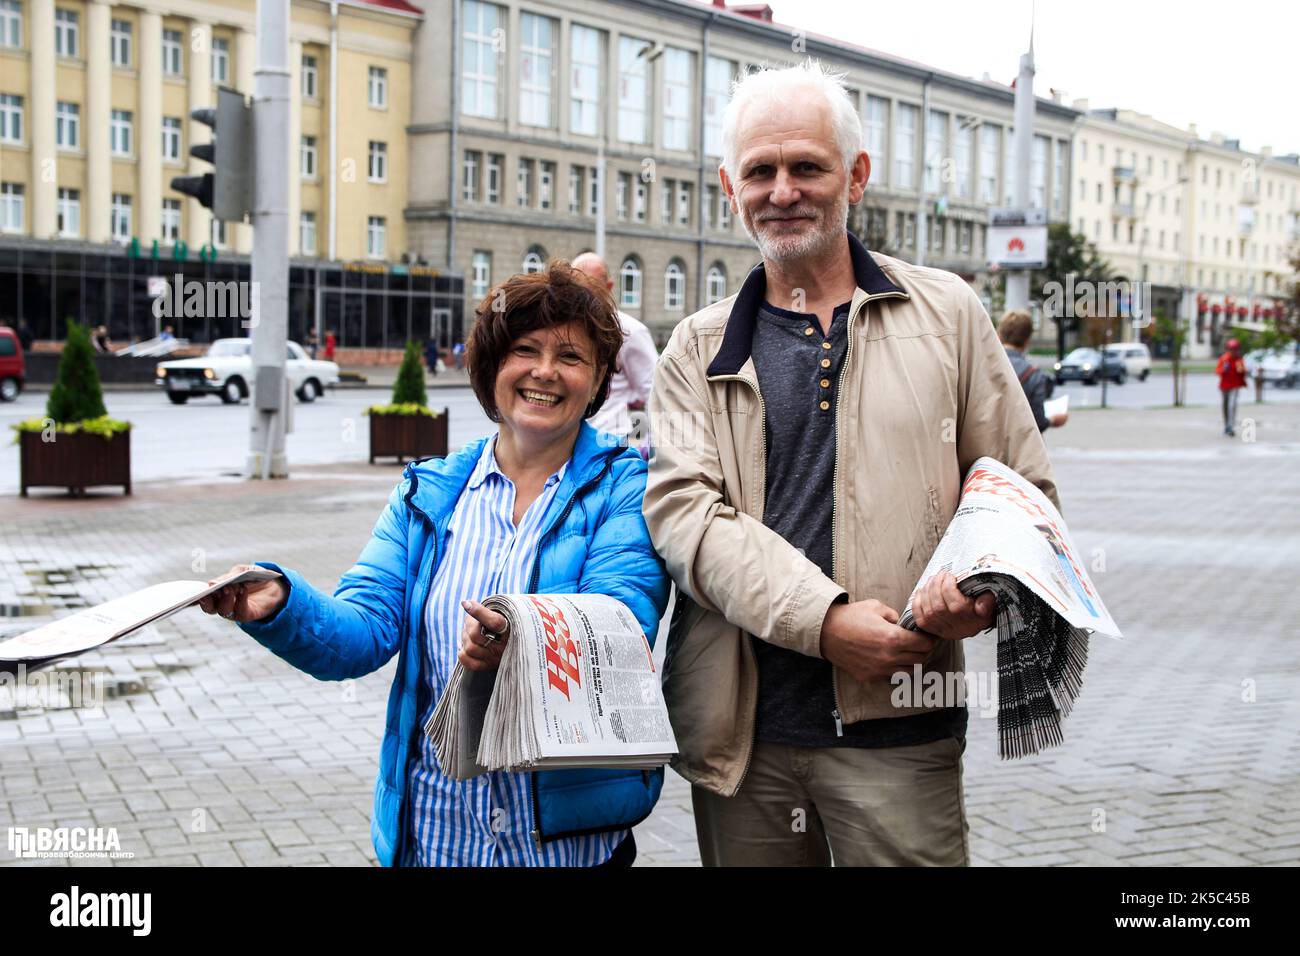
(1257, 343, 1300, 387)
(1102, 343, 1152, 381)
(155, 338, 340, 405)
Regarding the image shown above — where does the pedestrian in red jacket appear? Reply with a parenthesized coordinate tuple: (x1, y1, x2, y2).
(323, 329, 337, 362)
(1216, 338, 1247, 436)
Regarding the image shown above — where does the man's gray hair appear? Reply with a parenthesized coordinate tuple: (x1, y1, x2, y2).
(720, 60, 863, 180)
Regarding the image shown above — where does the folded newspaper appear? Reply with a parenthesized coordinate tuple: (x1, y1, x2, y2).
(427, 593, 678, 780)
(899, 457, 1122, 759)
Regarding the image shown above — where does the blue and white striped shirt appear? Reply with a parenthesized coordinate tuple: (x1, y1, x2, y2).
(404, 436, 626, 866)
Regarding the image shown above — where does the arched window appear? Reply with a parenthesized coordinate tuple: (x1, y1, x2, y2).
(620, 257, 642, 309)
(521, 246, 546, 274)
(706, 264, 727, 305)
(664, 260, 685, 311)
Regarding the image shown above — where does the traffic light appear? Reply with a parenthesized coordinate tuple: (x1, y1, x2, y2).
(170, 86, 251, 223)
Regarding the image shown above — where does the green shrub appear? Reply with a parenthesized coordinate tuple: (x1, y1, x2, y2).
(390, 340, 428, 407)
(47, 321, 108, 425)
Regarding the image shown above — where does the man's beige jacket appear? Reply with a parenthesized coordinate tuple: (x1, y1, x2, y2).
(643, 233, 1059, 797)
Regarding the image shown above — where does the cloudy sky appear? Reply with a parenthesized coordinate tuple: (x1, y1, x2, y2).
(764, 0, 1300, 156)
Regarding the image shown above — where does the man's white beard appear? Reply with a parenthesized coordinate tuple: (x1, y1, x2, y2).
(742, 190, 850, 265)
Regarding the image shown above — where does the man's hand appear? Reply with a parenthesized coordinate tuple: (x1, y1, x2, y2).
(819, 599, 938, 683)
(910, 571, 996, 641)
(1050, 411, 1069, 428)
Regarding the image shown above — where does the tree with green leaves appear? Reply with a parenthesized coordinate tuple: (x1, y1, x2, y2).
(1153, 309, 1189, 406)
(1029, 223, 1113, 359)
(47, 320, 108, 424)
(390, 340, 428, 408)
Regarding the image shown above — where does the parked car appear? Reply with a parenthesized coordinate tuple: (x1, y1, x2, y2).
(1054, 347, 1127, 385)
(155, 338, 340, 404)
(1256, 343, 1300, 388)
(1103, 343, 1152, 381)
(0, 325, 25, 401)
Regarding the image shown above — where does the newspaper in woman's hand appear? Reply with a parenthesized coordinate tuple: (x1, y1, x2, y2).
(426, 593, 678, 780)
(899, 457, 1122, 759)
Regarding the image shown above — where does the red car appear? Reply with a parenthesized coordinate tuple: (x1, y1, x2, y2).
(0, 326, 24, 401)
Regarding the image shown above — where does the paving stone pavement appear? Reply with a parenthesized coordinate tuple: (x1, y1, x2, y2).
(2, 401, 1297, 867)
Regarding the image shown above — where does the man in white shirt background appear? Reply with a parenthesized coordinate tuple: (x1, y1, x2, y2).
(572, 253, 658, 447)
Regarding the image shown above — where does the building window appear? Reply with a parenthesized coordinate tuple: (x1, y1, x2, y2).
(0, 182, 25, 233)
(462, 150, 480, 202)
(617, 36, 649, 144)
(300, 135, 317, 178)
(302, 54, 318, 99)
(586, 166, 599, 217)
(570, 24, 601, 136)
(706, 264, 726, 304)
(162, 28, 183, 76)
(300, 212, 316, 255)
(110, 18, 131, 67)
(485, 153, 502, 204)
(1052, 140, 1067, 215)
(924, 110, 947, 194)
(704, 56, 734, 158)
(522, 248, 545, 274)
(162, 116, 181, 159)
(211, 217, 227, 249)
(718, 188, 731, 229)
(538, 160, 554, 210)
(1004, 129, 1017, 205)
(110, 193, 131, 242)
(677, 181, 691, 227)
(616, 172, 629, 220)
(0, 1, 19, 49)
(516, 158, 533, 207)
(664, 261, 685, 310)
(367, 216, 386, 259)
(660, 178, 674, 224)
(212, 37, 229, 84)
(110, 110, 132, 156)
(703, 185, 716, 229)
(161, 199, 180, 241)
(56, 101, 79, 149)
(55, 9, 78, 58)
(620, 257, 642, 309)
(471, 250, 491, 300)
(895, 103, 917, 190)
(568, 165, 582, 215)
(662, 47, 692, 151)
(961, 221, 972, 255)
(953, 119, 973, 200)
(462, 0, 500, 119)
(368, 141, 388, 183)
(979, 124, 998, 204)
(519, 13, 553, 128)
(633, 176, 646, 222)
(57, 187, 80, 237)
(0, 94, 20, 143)
(864, 96, 888, 185)
(368, 66, 388, 109)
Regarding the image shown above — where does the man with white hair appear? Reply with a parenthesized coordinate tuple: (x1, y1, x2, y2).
(643, 61, 1058, 866)
(572, 252, 658, 445)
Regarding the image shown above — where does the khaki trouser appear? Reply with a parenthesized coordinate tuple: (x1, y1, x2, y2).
(690, 737, 969, 866)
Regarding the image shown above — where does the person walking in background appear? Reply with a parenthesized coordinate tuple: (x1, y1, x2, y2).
(571, 252, 658, 447)
(92, 325, 112, 353)
(424, 338, 441, 376)
(16, 320, 35, 353)
(323, 329, 337, 362)
(998, 310, 1067, 433)
(1216, 337, 1247, 436)
(305, 329, 319, 359)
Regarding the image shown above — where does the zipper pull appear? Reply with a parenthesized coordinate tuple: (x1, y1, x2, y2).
(831, 709, 844, 737)
(530, 827, 542, 850)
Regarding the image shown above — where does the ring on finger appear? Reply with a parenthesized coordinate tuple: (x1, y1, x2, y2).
(479, 624, 501, 645)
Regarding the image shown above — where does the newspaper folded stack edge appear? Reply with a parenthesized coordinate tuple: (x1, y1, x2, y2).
(427, 593, 678, 780)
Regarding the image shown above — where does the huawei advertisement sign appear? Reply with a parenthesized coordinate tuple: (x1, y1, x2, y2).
(988, 207, 1048, 270)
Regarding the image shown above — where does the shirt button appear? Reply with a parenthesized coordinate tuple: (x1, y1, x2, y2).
(820, 378, 831, 388)
(804, 327, 814, 336)
(821, 341, 832, 350)
(821, 358, 831, 369)
(819, 400, 830, 411)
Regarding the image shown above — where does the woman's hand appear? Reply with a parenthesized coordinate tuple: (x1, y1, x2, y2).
(457, 599, 510, 672)
(197, 564, 289, 624)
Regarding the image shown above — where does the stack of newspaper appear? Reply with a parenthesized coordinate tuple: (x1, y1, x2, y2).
(427, 593, 678, 780)
(899, 458, 1122, 759)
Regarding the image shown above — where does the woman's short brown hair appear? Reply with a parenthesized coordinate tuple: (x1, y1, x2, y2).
(997, 309, 1033, 349)
(467, 259, 624, 422)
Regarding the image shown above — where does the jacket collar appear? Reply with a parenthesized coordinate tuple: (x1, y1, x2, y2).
(403, 422, 616, 522)
(707, 231, 906, 377)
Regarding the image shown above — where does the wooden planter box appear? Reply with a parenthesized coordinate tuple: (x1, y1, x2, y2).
(19, 429, 132, 496)
(369, 409, 449, 464)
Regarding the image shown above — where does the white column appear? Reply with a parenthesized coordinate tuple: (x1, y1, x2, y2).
(288, 39, 302, 255)
(187, 20, 213, 249)
(234, 28, 256, 253)
(29, 0, 57, 238)
(85, 1, 112, 243)
(138, 10, 163, 242)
